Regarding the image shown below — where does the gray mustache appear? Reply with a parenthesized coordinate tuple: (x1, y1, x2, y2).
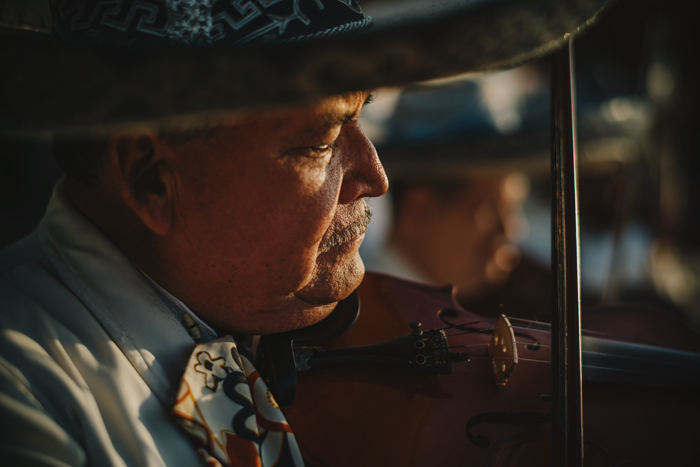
(320, 204, 372, 253)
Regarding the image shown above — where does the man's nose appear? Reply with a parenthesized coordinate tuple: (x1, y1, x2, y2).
(337, 121, 389, 205)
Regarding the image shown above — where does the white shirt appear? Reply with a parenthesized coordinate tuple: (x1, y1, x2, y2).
(0, 180, 214, 466)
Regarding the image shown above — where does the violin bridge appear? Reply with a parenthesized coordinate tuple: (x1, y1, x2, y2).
(487, 315, 518, 387)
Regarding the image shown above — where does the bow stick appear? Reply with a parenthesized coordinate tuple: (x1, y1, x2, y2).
(550, 39, 584, 466)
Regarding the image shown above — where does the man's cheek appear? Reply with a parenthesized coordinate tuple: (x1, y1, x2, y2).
(296, 252, 365, 304)
(265, 236, 324, 293)
(291, 203, 338, 251)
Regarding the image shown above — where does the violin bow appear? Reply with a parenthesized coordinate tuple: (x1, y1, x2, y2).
(550, 39, 584, 466)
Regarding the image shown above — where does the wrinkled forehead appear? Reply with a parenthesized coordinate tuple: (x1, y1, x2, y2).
(233, 92, 369, 124)
(145, 91, 370, 139)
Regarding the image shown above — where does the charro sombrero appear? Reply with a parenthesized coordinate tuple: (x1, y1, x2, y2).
(0, 0, 613, 135)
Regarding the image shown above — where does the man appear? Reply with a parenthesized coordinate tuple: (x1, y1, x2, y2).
(362, 75, 549, 320)
(375, 173, 527, 299)
(1, 1, 390, 463)
(0, 0, 611, 466)
(0, 91, 386, 466)
(61, 93, 386, 335)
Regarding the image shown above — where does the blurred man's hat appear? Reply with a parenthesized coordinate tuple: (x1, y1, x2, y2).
(364, 61, 648, 179)
(0, 0, 613, 135)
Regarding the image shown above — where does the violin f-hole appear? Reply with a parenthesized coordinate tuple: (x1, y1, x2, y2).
(465, 411, 552, 449)
(488, 315, 518, 387)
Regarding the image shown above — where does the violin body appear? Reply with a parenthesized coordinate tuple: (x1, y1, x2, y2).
(280, 272, 700, 467)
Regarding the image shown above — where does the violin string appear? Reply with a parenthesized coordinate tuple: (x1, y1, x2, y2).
(506, 315, 609, 338)
(510, 324, 553, 334)
(436, 310, 700, 368)
(467, 355, 700, 370)
(438, 313, 538, 330)
(440, 314, 549, 333)
(447, 341, 552, 350)
(446, 339, 700, 369)
(468, 356, 551, 364)
(436, 317, 500, 331)
(440, 314, 609, 338)
(449, 338, 700, 367)
(442, 313, 558, 329)
(447, 343, 495, 349)
(442, 322, 515, 337)
(444, 323, 552, 338)
(444, 323, 576, 339)
(502, 316, 551, 326)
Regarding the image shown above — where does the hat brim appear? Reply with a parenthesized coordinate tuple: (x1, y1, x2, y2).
(0, 0, 613, 136)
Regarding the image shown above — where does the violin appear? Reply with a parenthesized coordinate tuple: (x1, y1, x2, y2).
(255, 43, 700, 467)
(257, 271, 700, 467)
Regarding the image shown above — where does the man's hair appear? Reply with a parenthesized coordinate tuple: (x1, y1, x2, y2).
(52, 125, 230, 186)
(52, 135, 109, 187)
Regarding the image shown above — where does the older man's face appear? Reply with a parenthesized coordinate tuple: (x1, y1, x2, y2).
(164, 92, 387, 334)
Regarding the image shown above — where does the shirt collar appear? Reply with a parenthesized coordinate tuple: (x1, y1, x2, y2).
(140, 269, 218, 342)
(38, 179, 216, 404)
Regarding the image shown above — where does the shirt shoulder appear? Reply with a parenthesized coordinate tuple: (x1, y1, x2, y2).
(0, 231, 52, 276)
(0, 258, 201, 467)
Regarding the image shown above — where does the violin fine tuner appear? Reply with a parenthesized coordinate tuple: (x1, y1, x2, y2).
(487, 314, 518, 387)
(254, 312, 470, 406)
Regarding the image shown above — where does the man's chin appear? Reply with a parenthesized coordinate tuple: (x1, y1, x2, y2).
(223, 260, 365, 336)
(246, 300, 337, 336)
(285, 301, 339, 332)
(294, 257, 365, 306)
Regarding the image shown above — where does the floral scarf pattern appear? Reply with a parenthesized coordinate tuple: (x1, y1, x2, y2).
(173, 337, 304, 467)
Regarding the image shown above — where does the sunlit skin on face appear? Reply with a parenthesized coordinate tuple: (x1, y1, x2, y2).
(166, 93, 387, 334)
(73, 92, 388, 335)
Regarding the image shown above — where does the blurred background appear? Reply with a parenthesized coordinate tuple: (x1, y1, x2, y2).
(2, 0, 699, 331)
(355, 0, 700, 330)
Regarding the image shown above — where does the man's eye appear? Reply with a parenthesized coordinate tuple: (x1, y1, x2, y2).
(302, 142, 335, 158)
(284, 137, 338, 160)
(311, 144, 332, 153)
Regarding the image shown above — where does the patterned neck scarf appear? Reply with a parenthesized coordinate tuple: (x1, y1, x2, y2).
(173, 336, 304, 467)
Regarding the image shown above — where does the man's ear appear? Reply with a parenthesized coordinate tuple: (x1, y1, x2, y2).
(108, 131, 175, 236)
